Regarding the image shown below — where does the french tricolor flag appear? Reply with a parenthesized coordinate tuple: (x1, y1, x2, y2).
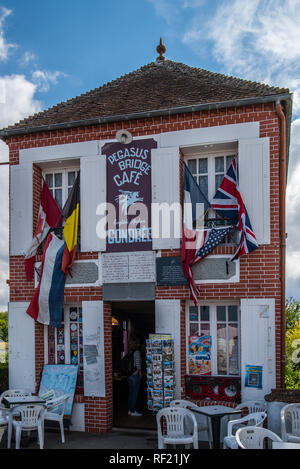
(181, 163, 210, 306)
(26, 232, 66, 327)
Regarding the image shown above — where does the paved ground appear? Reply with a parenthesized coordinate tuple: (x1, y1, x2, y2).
(1, 427, 210, 450)
(2, 428, 158, 450)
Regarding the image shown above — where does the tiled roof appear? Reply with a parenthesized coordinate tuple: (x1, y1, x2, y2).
(2, 60, 290, 133)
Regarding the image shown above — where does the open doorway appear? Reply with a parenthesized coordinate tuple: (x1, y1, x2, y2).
(111, 301, 156, 430)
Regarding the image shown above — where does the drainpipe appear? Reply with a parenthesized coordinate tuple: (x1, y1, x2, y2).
(276, 101, 287, 388)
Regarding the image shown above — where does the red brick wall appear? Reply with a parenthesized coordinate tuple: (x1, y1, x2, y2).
(7, 102, 283, 432)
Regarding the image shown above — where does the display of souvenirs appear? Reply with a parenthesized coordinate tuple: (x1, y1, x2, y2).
(188, 335, 212, 376)
(147, 334, 175, 412)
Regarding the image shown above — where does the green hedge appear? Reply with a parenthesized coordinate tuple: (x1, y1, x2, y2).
(0, 361, 8, 394)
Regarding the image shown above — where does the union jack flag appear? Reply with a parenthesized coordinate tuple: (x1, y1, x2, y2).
(211, 158, 258, 260)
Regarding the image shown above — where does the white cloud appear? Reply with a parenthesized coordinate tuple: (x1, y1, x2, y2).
(31, 70, 66, 93)
(0, 75, 41, 128)
(0, 9, 65, 311)
(147, 0, 181, 24)
(0, 7, 16, 61)
(286, 119, 300, 296)
(0, 142, 8, 311)
(0, 77, 42, 310)
(20, 51, 36, 67)
(181, 0, 300, 113)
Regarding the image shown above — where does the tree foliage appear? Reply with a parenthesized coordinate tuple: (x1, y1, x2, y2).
(285, 299, 300, 389)
(286, 298, 300, 331)
(0, 311, 7, 343)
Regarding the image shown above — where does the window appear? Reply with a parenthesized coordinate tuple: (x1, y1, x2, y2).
(44, 167, 80, 248)
(186, 153, 236, 202)
(184, 147, 238, 243)
(44, 168, 79, 209)
(46, 305, 84, 393)
(187, 303, 240, 377)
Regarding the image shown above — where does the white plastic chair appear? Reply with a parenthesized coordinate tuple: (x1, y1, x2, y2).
(236, 426, 282, 449)
(0, 389, 32, 449)
(281, 403, 300, 444)
(170, 399, 212, 448)
(235, 400, 267, 414)
(156, 407, 198, 449)
(0, 389, 32, 403)
(0, 426, 5, 444)
(223, 411, 267, 449)
(12, 404, 46, 449)
(44, 395, 69, 443)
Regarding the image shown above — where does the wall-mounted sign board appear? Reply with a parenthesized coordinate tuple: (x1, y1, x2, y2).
(102, 251, 156, 284)
(156, 256, 187, 286)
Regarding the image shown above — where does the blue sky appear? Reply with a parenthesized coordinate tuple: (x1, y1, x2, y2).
(0, 0, 300, 309)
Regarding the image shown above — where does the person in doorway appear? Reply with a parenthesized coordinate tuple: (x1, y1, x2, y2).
(127, 339, 142, 417)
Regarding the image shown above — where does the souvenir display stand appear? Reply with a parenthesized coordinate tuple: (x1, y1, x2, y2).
(146, 334, 175, 412)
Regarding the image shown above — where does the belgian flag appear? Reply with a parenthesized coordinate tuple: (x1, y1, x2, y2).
(62, 173, 80, 274)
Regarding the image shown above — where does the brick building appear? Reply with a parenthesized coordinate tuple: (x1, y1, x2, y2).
(0, 47, 292, 435)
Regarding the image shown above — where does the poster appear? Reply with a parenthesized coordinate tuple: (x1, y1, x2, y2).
(102, 138, 157, 252)
(188, 335, 212, 376)
(245, 365, 263, 389)
(38, 365, 78, 415)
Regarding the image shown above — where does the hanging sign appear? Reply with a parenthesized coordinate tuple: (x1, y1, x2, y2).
(188, 335, 212, 376)
(102, 138, 157, 252)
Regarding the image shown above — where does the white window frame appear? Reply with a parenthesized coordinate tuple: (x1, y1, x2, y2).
(184, 148, 237, 202)
(42, 166, 80, 209)
(186, 300, 241, 378)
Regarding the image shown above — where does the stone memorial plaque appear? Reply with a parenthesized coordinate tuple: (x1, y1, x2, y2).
(102, 251, 156, 284)
(157, 256, 187, 286)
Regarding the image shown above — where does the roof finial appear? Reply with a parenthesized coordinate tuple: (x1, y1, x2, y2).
(156, 38, 166, 61)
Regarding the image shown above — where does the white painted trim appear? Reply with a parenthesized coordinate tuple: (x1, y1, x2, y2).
(240, 298, 276, 401)
(194, 255, 240, 284)
(160, 122, 259, 148)
(8, 302, 36, 392)
(44, 325, 48, 365)
(34, 259, 101, 288)
(70, 403, 85, 432)
(19, 122, 258, 165)
(20, 141, 101, 165)
(20, 135, 160, 165)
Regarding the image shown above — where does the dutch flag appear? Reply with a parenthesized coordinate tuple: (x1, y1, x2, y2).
(26, 232, 66, 328)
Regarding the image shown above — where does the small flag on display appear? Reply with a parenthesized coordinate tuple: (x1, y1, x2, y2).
(211, 157, 258, 260)
(61, 173, 80, 275)
(26, 232, 66, 327)
(24, 180, 62, 281)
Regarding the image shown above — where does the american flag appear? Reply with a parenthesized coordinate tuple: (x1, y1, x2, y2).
(192, 226, 233, 265)
(211, 158, 258, 260)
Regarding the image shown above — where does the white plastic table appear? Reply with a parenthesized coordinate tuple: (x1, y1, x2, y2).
(272, 442, 300, 449)
(190, 404, 241, 449)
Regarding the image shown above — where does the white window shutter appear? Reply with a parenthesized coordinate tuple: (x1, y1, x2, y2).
(8, 302, 36, 392)
(238, 137, 270, 244)
(80, 156, 106, 252)
(240, 298, 276, 401)
(155, 299, 181, 398)
(82, 301, 105, 397)
(152, 147, 180, 250)
(10, 163, 33, 255)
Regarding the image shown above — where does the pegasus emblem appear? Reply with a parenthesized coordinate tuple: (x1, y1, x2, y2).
(115, 190, 144, 215)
